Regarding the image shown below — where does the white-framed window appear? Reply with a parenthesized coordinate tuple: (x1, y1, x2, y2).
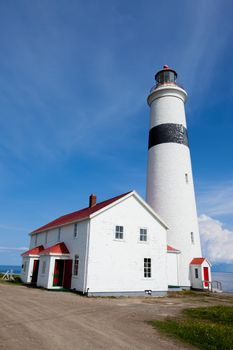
(140, 228, 147, 242)
(191, 232, 194, 244)
(45, 231, 48, 244)
(74, 223, 78, 238)
(57, 228, 61, 242)
(42, 261, 46, 274)
(73, 255, 79, 276)
(195, 268, 198, 279)
(144, 258, 151, 278)
(35, 234, 38, 246)
(185, 173, 189, 183)
(115, 226, 124, 239)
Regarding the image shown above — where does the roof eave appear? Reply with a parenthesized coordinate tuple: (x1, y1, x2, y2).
(167, 250, 180, 254)
(30, 216, 90, 235)
(89, 190, 169, 229)
(39, 253, 70, 256)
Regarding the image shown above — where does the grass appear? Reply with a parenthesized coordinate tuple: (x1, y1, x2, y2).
(149, 305, 233, 350)
(167, 290, 212, 298)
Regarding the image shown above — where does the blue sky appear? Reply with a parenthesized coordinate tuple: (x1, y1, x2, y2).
(0, 0, 233, 266)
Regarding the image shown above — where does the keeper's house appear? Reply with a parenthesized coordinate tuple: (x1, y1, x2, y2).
(21, 191, 169, 296)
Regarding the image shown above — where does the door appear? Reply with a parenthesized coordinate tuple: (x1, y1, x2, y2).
(53, 260, 64, 286)
(31, 260, 40, 284)
(203, 267, 209, 287)
(63, 260, 73, 289)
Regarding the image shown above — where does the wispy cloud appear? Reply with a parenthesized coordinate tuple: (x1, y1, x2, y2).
(199, 214, 233, 263)
(197, 181, 233, 217)
(0, 246, 28, 252)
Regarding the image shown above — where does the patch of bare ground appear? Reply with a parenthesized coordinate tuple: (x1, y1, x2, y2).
(0, 284, 232, 350)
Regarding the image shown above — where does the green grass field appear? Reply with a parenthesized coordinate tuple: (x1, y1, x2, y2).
(149, 305, 233, 350)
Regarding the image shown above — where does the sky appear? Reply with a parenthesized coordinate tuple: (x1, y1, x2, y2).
(0, 0, 233, 268)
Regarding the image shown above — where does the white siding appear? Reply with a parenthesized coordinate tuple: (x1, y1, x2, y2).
(167, 253, 179, 286)
(37, 255, 50, 288)
(21, 257, 38, 284)
(86, 195, 167, 294)
(33, 220, 88, 291)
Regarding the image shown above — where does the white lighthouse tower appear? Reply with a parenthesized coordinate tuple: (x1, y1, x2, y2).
(146, 65, 202, 288)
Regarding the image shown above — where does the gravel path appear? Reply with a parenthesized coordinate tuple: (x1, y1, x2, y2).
(1, 284, 231, 350)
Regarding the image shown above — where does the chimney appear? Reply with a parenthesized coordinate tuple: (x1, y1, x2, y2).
(89, 194, 97, 207)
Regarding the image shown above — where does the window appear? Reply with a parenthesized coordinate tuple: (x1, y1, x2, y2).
(45, 231, 48, 244)
(191, 232, 194, 244)
(23, 261, 27, 272)
(35, 234, 38, 246)
(73, 255, 79, 276)
(74, 223, 78, 238)
(185, 173, 189, 183)
(57, 228, 61, 242)
(115, 226, 124, 239)
(140, 228, 147, 242)
(42, 261, 46, 274)
(144, 258, 151, 278)
(195, 268, 198, 279)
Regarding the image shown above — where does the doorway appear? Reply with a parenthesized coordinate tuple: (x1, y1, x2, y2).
(31, 260, 40, 284)
(53, 260, 64, 287)
(203, 267, 209, 287)
(63, 260, 73, 289)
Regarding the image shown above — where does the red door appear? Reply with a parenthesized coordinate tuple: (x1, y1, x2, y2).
(203, 267, 209, 287)
(63, 260, 73, 289)
(31, 260, 39, 284)
(53, 260, 64, 286)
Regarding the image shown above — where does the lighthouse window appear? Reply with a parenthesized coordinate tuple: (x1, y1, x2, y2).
(144, 258, 151, 278)
(195, 268, 198, 279)
(191, 232, 194, 244)
(140, 228, 147, 242)
(185, 173, 189, 183)
(115, 226, 124, 239)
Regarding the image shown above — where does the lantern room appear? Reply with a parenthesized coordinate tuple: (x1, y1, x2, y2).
(155, 65, 177, 85)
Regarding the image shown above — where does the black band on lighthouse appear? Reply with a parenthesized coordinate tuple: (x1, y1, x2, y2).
(148, 123, 189, 149)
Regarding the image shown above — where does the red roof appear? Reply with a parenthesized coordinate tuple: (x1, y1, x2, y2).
(32, 191, 132, 234)
(167, 245, 180, 252)
(40, 242, 70, 255)
(21, 245, 44, 256)
(190, 258, 206, 265)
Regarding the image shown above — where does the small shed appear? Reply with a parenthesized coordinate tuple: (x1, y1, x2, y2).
(37, 242, 71, 290)
(190, 258, 212, 290)
(21, 245, 44, 284)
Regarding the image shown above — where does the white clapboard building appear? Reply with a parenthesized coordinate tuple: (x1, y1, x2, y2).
(21, 66, 212, 294)
(21, 191, 170, 296)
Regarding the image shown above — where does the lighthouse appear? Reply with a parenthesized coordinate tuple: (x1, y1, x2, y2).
(146, 65, 202, 287)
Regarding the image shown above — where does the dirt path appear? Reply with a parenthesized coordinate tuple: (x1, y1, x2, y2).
(0, 284, 232, 350)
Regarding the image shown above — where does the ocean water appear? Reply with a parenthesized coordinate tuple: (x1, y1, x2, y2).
(0, 265, 21, 275)
(212, 272, 233, 293)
